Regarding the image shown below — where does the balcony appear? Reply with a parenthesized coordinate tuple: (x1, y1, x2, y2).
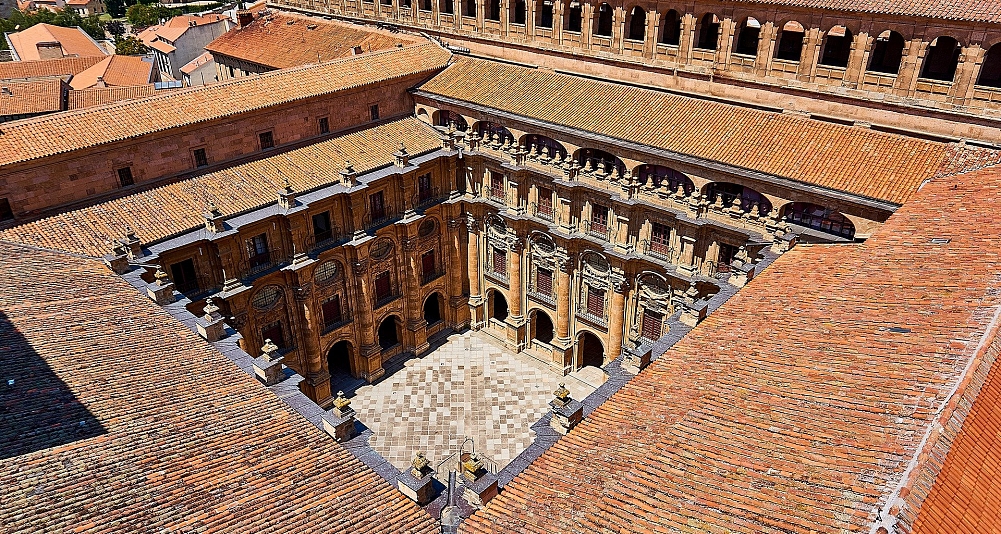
(484, 268, 508, 287)
(416, 186, 444, 210)
(576, 308, 608, 328)
(238, 251, 291, 280)
(322, 313, 353, 334)
(488, 184, 505, 203)
(583, 219, 610, 241)
(532, 202, 554, 222)
(375, 292, 402, 309)
(641, 239, 674, 262)
(422, 269, 446, 285)
(528, 285, 555, 307)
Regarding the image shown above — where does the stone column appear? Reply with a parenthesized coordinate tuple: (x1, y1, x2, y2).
(951, 45, 986, 103)
(295, 277, 333, 407)
(644, 9, 657, 59)
(755, 21, 777, 76)
(466, 214, 484, 328)
(402, 236, 429, 354)
(716, 16, 736, 67)
(844, 32, 870, 87)
(447, 217, 468, 329)
(613, 6, 624, 53)
(500, 0, 509, 35)
(894, 38, 926, 96)
(581, 1, 592, 48)
(607, 276, 627, 361)
(553, 253, 573, 371)
(678, 12, 695, 64)
(508, 234, 524, 321)
(353, 256, 385, 382)
(798, 27, 823, 81)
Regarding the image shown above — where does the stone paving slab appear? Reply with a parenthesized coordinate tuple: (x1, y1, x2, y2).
(344, 331, 596, 471)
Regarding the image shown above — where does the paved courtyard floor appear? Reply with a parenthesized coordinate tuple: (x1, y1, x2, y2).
(339, 330, 597, 471)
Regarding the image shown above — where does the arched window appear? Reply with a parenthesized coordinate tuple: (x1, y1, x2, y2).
(577, 148, 625, 176)
(524, 134, 568, 159)
(734, 17, 760, 56)
(920, 36, 961, 82)
(595, 3, 613, 37)
(627, 6, 645, 41)
(487, 0, 500, 20)
(783, 202, 855, 239)
(538, 0, 554, 27)
(636, 165, 694, 194)
(512, 0, 526, 24)
(867, 30, 905, 74)
(659, 10, 680, 45)
(819, 25, 853, 67)
(440, 0, 453, 14)
(476, 121, 513, 143)
(566, 2, 582, 32)
(775, 21, 805, 61)
(465, 0, 475, 17)
(436, 110, 468, 131)
(533, 310, 554, 343)
(696, 13, 719, 50)
(420, 0, 431, 10)
(378, 316, 400, 349)
(705, 182, 772, 215)
(978, 43, 1001, 87)
(423, 293, 443, 324)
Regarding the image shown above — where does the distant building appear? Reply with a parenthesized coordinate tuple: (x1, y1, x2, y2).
(64, 0, 105, 15)
(179, 50, 216, 86)
(137, 14, 231, 81)
(206, 11, 416, 81)
(0, 76, 66, 122)
(68, 55, 158, 90)
(4, 23, 108, 61)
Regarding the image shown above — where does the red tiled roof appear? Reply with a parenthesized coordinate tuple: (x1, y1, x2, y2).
(138, 14, 230, 45)
(206, 13, 418, 70)
(69, 55, 154, 89)
(0, 42, 451, 167)
(0, 241, 439, 533)
(461, 164, 1001, 534)
(739, 0, 1001, 24)
(180, 51, 213, 75)
(6, 23, 107, 61)
(0, 55, 102, 80)
(67, 84, 160, 109)
(0, 77, 64, 116)
(417, 57, 953, 206)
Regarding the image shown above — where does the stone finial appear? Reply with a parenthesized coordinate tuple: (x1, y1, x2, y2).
(398, 451, 439, 504)
(339, 161, 358, 185)
(461, 452, 485, 482)
(411, 451, 431, 479)
(203, 201, 225, 233)
(333, 390, 354, 418)
(197, 297, 225, 342)
(154, 268, 170, 287)
(394, 142, 410, 167)
(146, 267, 175, 305)
(203, 297, 221, 320)
(123, 225, 142, 260)
(278, 176, 295, 210)
(104, 241, 130, 274)
(261, 338, 279, 360)
(553, 382, 571, 407)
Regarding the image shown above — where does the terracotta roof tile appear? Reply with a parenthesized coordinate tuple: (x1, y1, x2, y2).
(0, 42, 450, 167)
(180, 51, 213, 75)
(0, 55, 102, 80)
(67, 84, 160, 109)
(417, 57, 954, 205)
(6, 23, 107, 61)
(69, 55, 154, 89)
(461, 163, 1001, 534)
(0, 117, 443, 256)
(0, 77, 64, 116)
(0, 241, 438, 534)
(738, 0, 1001, 24)
(206, 13, 418, 70)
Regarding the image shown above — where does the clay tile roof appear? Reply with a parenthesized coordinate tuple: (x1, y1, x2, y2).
(69, 55, 154, 90)
(67, 84, 159, 109)
(0, 77, 64, 116)
(148, 39, 177, 54)
(6, 23, 107, 61)
(0, 241, 439, 534)
(0, 117, 443, 257)
(737, 0, 1001, 24)
(180, 51, 213, 75)
(0, 55, 102, 80)
(461, 163, 1001, 534)
(206, 13, 418, 70)
(416, 57, 954, 206)
(0, 42, 450, 168)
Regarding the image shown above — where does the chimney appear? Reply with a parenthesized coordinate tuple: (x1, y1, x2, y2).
(122, 225, 143, 260)
(237, 11, 254, 27)
(393, 143, 409, 167)
(339, 161, 358, 186)
(278, 177, 295, 210)
(203, 201, 225, 233)
(188, 20, 196, 27)
(352, 45, 363, 55)
(95, 75, 105, 88)
(36, 41, 63, 59)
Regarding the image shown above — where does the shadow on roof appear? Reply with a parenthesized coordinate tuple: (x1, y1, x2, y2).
(0, 310, 106, 459)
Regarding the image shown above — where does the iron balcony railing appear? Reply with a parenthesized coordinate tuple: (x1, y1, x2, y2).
(576, 308, 608, 328)
(531, 202, 554, 221)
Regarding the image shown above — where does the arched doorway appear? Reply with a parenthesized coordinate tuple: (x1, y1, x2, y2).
(490, 290, 508, 321)
(424, 292, 443, 325)
(532, 310, 554, 344)
(578, 331, 605, 368)
(327, 340, 353, 377)
(378, 315, 400, 350)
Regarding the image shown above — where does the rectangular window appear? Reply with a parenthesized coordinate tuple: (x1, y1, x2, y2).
(536, 187, 553, 218)
(261, 321, 285, 350)
(586, 286, 605, 317)
(421, 249, 436, 283)
(591, 204, 609, 233)
(641, 309, 663, 340)
(369, 104, 379, 121)
(169, 258, 199, 293)
(259, 131, 275, 150)
(247, 233, 270, 267)
(369, 191, 386, 221)
(492, 247, 507, 275)
(193, 148, 208, 168)
(312, 211, 332, 243)
(0, 198, 13, 221)
(322, 295, 343, 327)
(117, 166, 134, 187)
(318, 116, 330, 134)
(375, 271, 392, 301)
(536, 267, 553, 295)
(418, 173, 433, 203)
(651, 222, 671, 254)
(489, 171, 504, 200)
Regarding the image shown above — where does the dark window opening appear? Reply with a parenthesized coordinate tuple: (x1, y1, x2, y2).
(489, 171, 505, 200)
(718, 242, 738, 266)
(441, 0, 453, 14)
(586, 286, 605, 317)
(538, 0, 553, 28)
(637, 165, 695, 194)
(369, 104, 380, 121)
(590, 204, 609, 235)
(579, 331, 604, 368)
(117, 166, 134, 187)
(776, 22, 805, 61)
(706, 182, 773, 215)
(659, 10, 680, 45)
(375, 270, 392, 301)
(819, 26, 853, 67)
(867, 30, 905, 74)
(492, 247, 507, 275)
(465, 0, 475, 16)
(318, 116, 330, 134)
(594, 3, 612, 37)
(978, 44, 1001, 87)
(491, 291, 508, 321)
(322, 295, 343, 327)
(259, 131, 275, 150)
(641, 309, 663, 340)
(536, 186, 553, 218)
(420, 0, 431, 9)
(418, 173, 433, 203)
(475, 121, 514, 144)
(577, 147, 625, 176)
(328, 340, 352, 376)
(920, 36, 961, 82)
(536, 267, 553, 296)
(0, 198, 12, 221)
(566, 4, 582, 31)
(488, 0, 500, 20)
(651, 222, 671, 255)
(436, 110, 468, 131)
(734, 18, 760, 55)
(627, 6, 645, 41)
(421, 249, 437, 283)
(512, 0, 525, 24)
(248, 233, 270, 268)
(193, 148, 208, 168)
(312, 211, 333, 243)
(261, 321, 285, 350)
(378, 316, 399, 349)
(370, 191, 386, 221)
(697, 13, 720, 50)
(524, 134, 567, 159)
(169, 258, 199, 293)
(534, 311, 554, 343)
(423, 294, 442, 324)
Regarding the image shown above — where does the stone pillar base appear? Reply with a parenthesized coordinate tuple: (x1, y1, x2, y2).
(321, 411, 358, 442)
(461, 474, 499, 507)
(622, 347, 652, 374)
(253, 354, 285, 386)
(196, 317, 225, 342)
(397, 472, 439, 505)
(550, 399, 583, 435)
(146, 282, 175, 305)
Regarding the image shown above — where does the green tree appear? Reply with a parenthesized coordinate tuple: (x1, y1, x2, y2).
(126, 3, 177, 28)
(0, 8, 106, 50)
(114, 34, 149, 55)
(105, 19, 125, 37)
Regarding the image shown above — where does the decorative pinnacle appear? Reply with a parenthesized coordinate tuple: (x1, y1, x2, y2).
(554, 382, 571, 402)
(153, 267, 170, 286)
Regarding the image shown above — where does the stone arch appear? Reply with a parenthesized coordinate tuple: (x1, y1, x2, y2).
(867, 30, 906, 74)
(531, 308, 555, 344)
(565, 0, 583, 32)
(577, 330, 605, 368)
(536, 0, 553, 28)
(511, 0, 526, 24)
(819, 25, 853, 67)
(775, 20, 805, 61)
(978, 43, 1001, 87)
(488, 289, 509, 321)
(377, 315, 401, 350)
(703, 182, 773, 215)
(434, 109, 468, 131)
(695, 12, 720, 50)
(416, 107, 432, 124)
(326, 339, 355, 377)
(474, 120, 514, 144)
(575, 147, 626, 176)
(634, 164, 695, 194)
(594, 2, 613, 37)
(780, 202, 856, 239)
(522, 133, 568, 160)
(733, 16, 761, 56)
(920, 35, 962, 82)
(423, 292, 444, 325)
(626, 5, 646, 41)
(659, 9, 680, 45)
